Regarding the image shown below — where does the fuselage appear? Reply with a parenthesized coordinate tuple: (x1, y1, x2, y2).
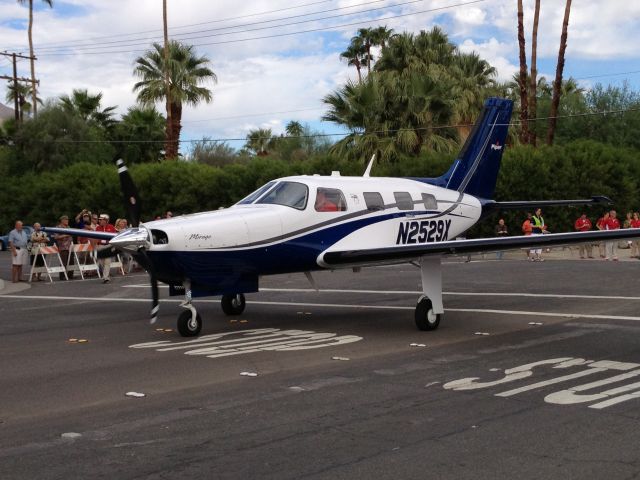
(138, 174, 481, 296)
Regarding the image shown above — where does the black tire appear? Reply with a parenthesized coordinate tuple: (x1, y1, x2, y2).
(221, 294, 246, 315)
(415, 297, 442, 331)
(177, 310, 202, 337)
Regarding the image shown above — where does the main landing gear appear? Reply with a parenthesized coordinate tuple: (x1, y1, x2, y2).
(221, 293, 246, 315)
(414, 256, 444, 331)
(176, 286, 247, 337)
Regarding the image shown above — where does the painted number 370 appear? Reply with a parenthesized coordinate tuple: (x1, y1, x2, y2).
(396, 219, 452, 245)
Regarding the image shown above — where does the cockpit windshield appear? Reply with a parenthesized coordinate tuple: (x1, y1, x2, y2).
(256, 181, 308, 210)
(236, 181, 277, 205)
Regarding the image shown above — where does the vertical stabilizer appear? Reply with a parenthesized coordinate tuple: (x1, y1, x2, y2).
(420, 97, 513, 200)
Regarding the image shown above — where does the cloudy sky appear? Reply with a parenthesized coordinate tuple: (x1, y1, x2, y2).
(1, 0, 639, 150)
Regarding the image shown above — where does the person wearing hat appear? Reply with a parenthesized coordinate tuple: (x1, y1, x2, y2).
(95, 214, 117, 283)
(53, 215, 74, 280)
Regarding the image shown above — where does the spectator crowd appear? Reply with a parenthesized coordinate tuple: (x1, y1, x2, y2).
(6, 208, 175, 283)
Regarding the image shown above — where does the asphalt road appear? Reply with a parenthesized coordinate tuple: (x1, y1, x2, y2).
(1, 251, 640, 479)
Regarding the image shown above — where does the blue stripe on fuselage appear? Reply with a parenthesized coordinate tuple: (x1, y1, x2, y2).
(148, 210, 442, 295)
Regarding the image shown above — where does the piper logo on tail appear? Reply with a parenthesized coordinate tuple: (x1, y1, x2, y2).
(490, 141, 503, 151)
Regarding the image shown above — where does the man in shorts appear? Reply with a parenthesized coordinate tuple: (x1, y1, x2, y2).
(8, 220, 30, 283)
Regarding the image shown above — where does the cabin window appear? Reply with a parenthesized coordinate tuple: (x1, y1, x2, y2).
(422, 193, 438, 210)
(236, 181, 277, 205)
(363, 192, 385, 211)
(256, 181, 308, 210)
(394, 192, 414, 210)
(315, 187, 347, 212)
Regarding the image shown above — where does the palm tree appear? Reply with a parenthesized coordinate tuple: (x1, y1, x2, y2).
(133, 41, 217, 159)
(370, 25, 393, 49)
(340, 43, 364, 83)
(59, 88, 116, 129)
(516, 0, 530, 144)
(451, 52, 497, 141)
(529, 0, 541, 145)
(5, 81, 41, 122)
(245, 128, 276, 156)
(547, 0, 573, 145)
(16, 0, 53, 118)
(354, 28, 374, 75)
(285, 120, 303, 137)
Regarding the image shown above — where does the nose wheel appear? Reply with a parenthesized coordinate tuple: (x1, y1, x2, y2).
(221, 294, 246, 315)
(415, 296, 442, 331)
(177, 309, 202, 337)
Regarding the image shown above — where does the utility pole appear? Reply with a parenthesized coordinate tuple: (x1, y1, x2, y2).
(0, 51, 38, 123)
(11, 54, 19, 121)
(163, 0, 173, 159)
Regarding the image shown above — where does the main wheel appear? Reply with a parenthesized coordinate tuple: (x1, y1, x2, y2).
(221, 293, 246, 315)
(177, 310, 202, 337)
(415, 296, 442, 331)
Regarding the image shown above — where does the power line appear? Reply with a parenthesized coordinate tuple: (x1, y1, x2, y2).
(5, 0, 335, 51)
(181, 107, 325, 123)
(17, 106, 640, 144)
(35, 0, 434, 54)
(33, 0, 395, 52)
(37, 0, 488, 57)
(577, 70, 640, 81)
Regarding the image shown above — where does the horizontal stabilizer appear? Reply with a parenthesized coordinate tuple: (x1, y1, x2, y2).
(483, 195, 612, 212)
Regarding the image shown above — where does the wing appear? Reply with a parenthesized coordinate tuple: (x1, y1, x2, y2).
(321, 228, 640, 266)
(42, 227, 118, 242)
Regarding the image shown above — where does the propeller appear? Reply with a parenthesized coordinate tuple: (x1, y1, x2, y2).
(117, 158, 141, 227)
(112, 158, 160, 324)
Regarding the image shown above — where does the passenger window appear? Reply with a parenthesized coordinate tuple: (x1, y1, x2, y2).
(363, 192, 385, 211)
(422, 193, 437, 210)
(394, 192, 414, 210)
(257, 181, 308, 210)
(315, 188, 347, 212)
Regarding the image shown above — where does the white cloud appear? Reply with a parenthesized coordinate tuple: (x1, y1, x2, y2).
(0, 0, 639, 147)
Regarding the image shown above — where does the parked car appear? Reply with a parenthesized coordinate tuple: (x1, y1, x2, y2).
(0, 226, 35, 251)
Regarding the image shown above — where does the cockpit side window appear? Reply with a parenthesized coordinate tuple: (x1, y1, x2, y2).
(393, 192, 414, 210)
(363, 192, 385, 211)
(256, 181, 308, 210)
(422, 193, 438, 210)
(315, 187, 347, 212)
(236, 181, 277, 205)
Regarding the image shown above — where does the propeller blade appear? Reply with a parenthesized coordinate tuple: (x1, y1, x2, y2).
(133, 248, 160, 324)
(116, 158, 141, 227)
(150, 274, 159, 325)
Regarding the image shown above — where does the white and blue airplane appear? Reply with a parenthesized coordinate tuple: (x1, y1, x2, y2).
(45, 98, 640, 337)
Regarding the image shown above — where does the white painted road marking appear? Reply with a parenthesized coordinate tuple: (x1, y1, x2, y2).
(122, 285, 640, 302)
(4, 294, 640, 322)
(444, 357, 640, 410)
(130, 328, 363, 359)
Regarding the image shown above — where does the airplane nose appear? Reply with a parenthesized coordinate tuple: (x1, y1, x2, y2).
(109, 227, 150, 249)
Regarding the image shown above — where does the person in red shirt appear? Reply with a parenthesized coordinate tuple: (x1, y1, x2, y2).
(521, 212, 533, 260)
(630, 212, 640, 258)
(595, 211, 609, 258)
(603, 210, 621, 261)
(315, 190, 338, 212)
(96, 214, 118, 283)
(574, 213, 593, 259)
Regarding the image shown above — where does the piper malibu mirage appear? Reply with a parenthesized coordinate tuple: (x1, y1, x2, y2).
(45, 98, 640, 337)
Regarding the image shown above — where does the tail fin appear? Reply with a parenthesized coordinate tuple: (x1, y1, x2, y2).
(421, 97, 513, 200)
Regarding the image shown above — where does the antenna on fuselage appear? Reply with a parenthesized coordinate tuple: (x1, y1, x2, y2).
(363, 154, 376, 177)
